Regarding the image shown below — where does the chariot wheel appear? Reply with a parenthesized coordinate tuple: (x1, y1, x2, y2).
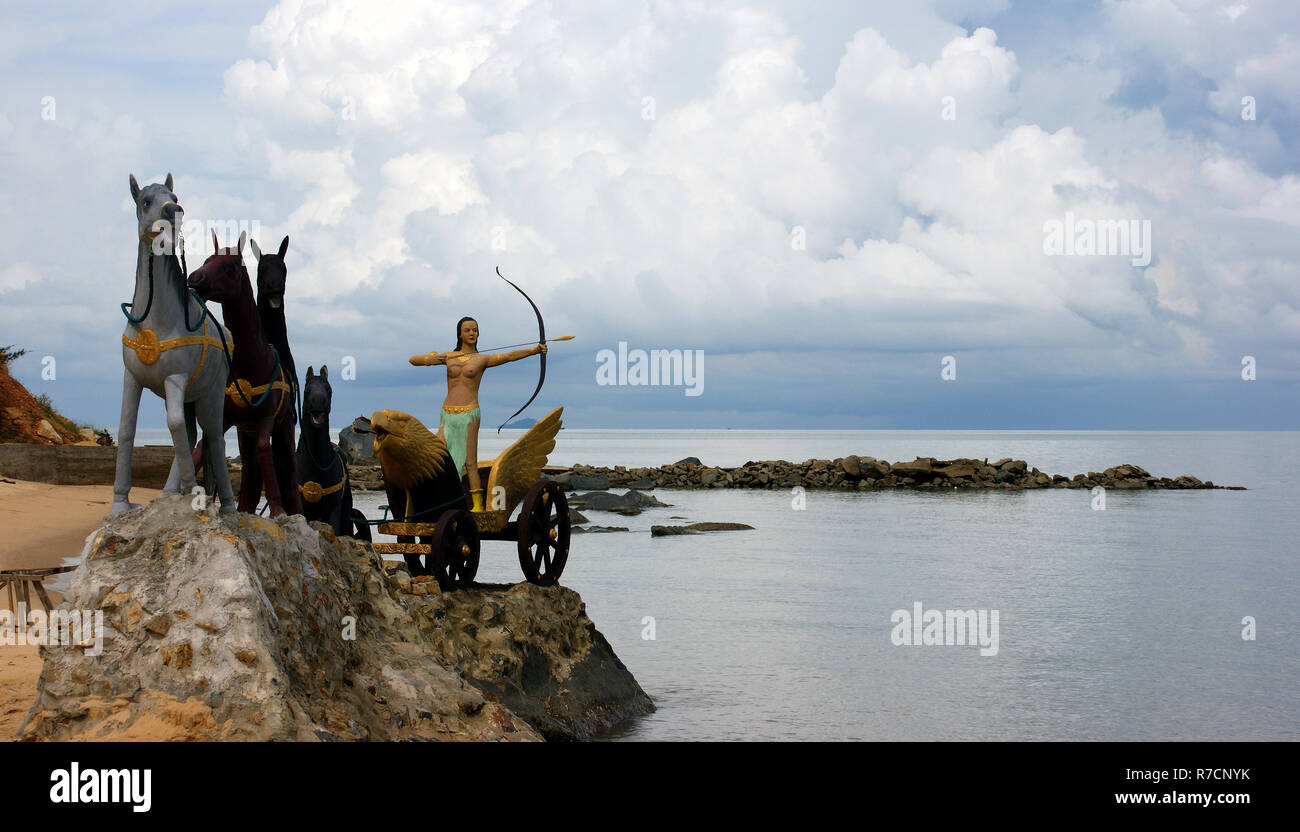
(517, 481, 570, 586)
(431, 509, 480, 591)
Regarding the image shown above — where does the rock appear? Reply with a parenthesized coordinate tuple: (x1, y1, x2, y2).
(859, 457, 890, 478)
(35, 419, 62, 444)
(143, 614, 172, 637)
(622, 490, 668, 507)
(672, 457, 703, 466)
(78, 428, 97, 442)
(337, 417, 374, 463)
(20, 494, 651, 742)
(696, 467, 728, 488)
(409, 583, 654, 740)
(936, 464, 976, 480)
(552, 457, 1234, 492)
(573, 490, 668, 513)
(890, 459, 934, 478)
(572, 492, 627, 511)
(570, 510, 590, 524)
(569, 475, 611, 491)
(626, 478, 655, 490)
(651, 522, 754, 536)
(571, 525, 630, 534)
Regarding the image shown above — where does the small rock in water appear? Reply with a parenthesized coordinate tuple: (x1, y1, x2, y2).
(651, 522, 755, 536)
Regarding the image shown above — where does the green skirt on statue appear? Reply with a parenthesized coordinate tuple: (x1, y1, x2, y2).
(440, 405, 480, 476)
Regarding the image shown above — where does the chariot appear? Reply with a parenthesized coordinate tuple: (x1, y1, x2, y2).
(370, 406, 571, 591)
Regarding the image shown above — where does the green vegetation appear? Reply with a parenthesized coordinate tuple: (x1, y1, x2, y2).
(0, 344, 27, 365)
(35, 392, 91, 436)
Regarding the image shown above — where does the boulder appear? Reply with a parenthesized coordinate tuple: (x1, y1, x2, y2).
(890, 459, 935, 479)
(337, 417, 374, 462)
(936, 464, 976, 480)
(19, 494, 651, 741)
(859, 457, 890, 478)
(35, 419, 62, 444)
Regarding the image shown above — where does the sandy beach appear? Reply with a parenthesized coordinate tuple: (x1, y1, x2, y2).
(0, 478, 162, 740)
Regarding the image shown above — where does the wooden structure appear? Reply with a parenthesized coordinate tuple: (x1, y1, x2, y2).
(1, 565, 73, 613)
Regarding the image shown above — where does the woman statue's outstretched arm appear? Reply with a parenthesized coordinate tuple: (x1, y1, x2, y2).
(486, 343, 546, 367)
(410, 351, 447, 366)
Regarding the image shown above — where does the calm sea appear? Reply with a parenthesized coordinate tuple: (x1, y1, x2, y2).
(129, 429, 1300, 741)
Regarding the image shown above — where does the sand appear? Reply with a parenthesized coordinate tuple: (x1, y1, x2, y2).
(0, 478, 162, 740)
(0, 644, 40, 740)
(0, 479, 162, 573)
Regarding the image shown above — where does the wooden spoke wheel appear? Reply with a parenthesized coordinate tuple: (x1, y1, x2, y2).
(517, 481, 570, 586)
(431, 509, 480, 591)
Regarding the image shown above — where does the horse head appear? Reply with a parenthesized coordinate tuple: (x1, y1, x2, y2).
(302, 365, 332, 430)
(129, 173, 182, 252)
(251, 235, 290, 309)
(187, 230, 250, 303)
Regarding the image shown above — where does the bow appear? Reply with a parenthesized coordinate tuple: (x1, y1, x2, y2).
(496, 266, 545, 433)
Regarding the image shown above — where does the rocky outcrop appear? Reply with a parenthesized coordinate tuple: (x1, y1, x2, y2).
(19, 494, 651, 742)
(337, 417, 374, 464)
(567, 489, 670, 516)
(651, 522, 755, 536)
(562, 457, 1240, 491)
(0, 360, 83, 445)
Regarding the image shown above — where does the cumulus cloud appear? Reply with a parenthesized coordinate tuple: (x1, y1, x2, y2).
(0, 0, 1296, 429)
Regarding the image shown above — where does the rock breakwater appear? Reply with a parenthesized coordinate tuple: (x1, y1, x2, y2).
(557, 457, 1239, 491)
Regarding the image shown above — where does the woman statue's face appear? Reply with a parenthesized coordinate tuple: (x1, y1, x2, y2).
(460, 320, 479, 346)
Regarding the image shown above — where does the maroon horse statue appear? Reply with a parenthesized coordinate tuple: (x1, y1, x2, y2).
(187, 230, 301, 517)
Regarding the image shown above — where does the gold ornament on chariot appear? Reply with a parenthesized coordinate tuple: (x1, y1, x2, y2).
(299, 481, 324, 503)
(460, 544, 471, 556)
(132, 329, 161, 365)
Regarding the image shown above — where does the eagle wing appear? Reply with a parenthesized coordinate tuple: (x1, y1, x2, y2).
(486, 406, 563, 514)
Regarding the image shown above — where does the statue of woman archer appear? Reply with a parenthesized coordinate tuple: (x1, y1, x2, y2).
(410, 316, 546, 511)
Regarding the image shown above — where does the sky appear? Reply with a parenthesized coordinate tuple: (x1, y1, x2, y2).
(0, 0, 1296, 430)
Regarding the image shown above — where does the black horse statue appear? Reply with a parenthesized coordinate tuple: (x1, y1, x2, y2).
(297, 366, 371, 540)
(250, 235, 299, 423)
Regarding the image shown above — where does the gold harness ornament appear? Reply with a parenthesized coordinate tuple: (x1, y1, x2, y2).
(441, 402, 480, 414)
(299, 477, 343, 503)
(121, 317, 230, 390)
(299, 450, 348, 503)
(225, 371, 292, 417)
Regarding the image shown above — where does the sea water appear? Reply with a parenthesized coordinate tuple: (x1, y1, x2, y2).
(132, 429, 1300, 740)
